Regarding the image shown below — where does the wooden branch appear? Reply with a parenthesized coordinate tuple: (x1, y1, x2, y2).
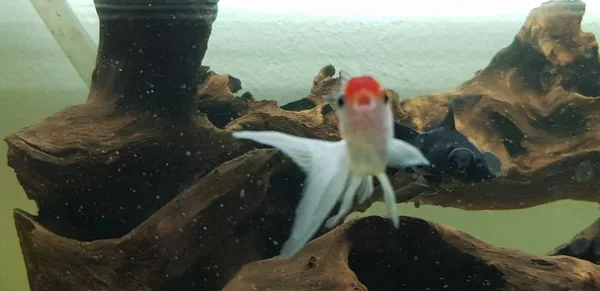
(4, 0, 237, 242)
(224, 216, 600, 291)
(14, 148, 279, 291)
(392, 0, 600, 210)
(215, 0, 600, 211)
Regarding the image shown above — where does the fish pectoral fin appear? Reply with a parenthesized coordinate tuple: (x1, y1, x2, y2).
(357, 176, 374, 204)
(324, 175, 363, 229)
(387, 138, 430, 168)
(232, 130, 337, 173)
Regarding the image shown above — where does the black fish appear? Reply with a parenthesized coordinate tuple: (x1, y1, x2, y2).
(394, 105, 502, 184)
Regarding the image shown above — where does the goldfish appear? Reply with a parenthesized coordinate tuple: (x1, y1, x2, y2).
(232, 73, 430, 259)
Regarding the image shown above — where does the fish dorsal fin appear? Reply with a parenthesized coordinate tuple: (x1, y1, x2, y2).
(393, 122, 420, 143)
(438, 104, 456, 130)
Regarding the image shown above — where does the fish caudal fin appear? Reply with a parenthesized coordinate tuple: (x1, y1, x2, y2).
(280, 158, 351, 259)
(376, 173, 400, 228)
(232, 130, 352, 260)
(387, 138, 430, 168)
(232, 131, 334, 173)
(279, 140, 351, 260)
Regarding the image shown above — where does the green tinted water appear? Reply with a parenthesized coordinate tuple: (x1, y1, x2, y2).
(0, 88, 85, 291)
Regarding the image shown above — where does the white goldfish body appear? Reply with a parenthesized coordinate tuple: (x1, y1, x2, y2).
(232, 75, 430, 259)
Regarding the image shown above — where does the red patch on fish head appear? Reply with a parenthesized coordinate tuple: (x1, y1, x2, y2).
(344, 76, 384, 106)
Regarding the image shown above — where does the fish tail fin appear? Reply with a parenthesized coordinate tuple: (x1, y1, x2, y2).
(376, 172, 400, 228)
(232, 130, 352, 260)
(278, 142, 352, 260)
(233, 130, 333, 173)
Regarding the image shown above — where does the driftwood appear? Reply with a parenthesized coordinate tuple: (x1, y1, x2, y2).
(14, 148, 279, 290)
(394, 0, 600, 210)
(551, 215, 600, 265)
(224, 216, 600, 291)
(5, 0, 600, 290)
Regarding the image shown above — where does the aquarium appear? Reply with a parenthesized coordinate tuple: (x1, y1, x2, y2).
(1, 0, 600, 290)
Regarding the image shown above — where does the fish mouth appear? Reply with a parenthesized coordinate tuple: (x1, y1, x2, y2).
(352, 99, 376, 111)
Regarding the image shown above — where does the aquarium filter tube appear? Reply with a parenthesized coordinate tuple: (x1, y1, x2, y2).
(28, 0, 97, 88)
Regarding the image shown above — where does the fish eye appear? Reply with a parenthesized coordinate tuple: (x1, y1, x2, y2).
(383, 93, 389, 103)
(337, 94, 345, 107)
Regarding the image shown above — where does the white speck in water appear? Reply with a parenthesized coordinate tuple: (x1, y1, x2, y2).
(65, 202, 69, 206)
(155, 195, 160, 199)
(256, 180, 263, 186)
(185, 151, 191, 156)
(131, 189, 137, 193)
(203, 226, 208, 231)
(178, 228, 183, 233)
(219, 204, 224, 208)
(272, 240, 279, 246)
(413, 256, 419, 261)
(153, 114, 157, 118)
(139, 69, 144, 73)
(66, 270, 70, 274)
(180, 84, 187, 89)
(56, 216, 60, 219)
(182, 212, 186, 216)
(239, 189, 245, 198)
(136, 205, 142, 210)
(154, 235, 159, 240)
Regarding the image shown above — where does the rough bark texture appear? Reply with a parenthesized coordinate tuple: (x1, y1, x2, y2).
(5, 0, 600, 291)
(224, 216, 600, 291)
(14, 148, 279, 291)
(394, 0, 600, 210)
